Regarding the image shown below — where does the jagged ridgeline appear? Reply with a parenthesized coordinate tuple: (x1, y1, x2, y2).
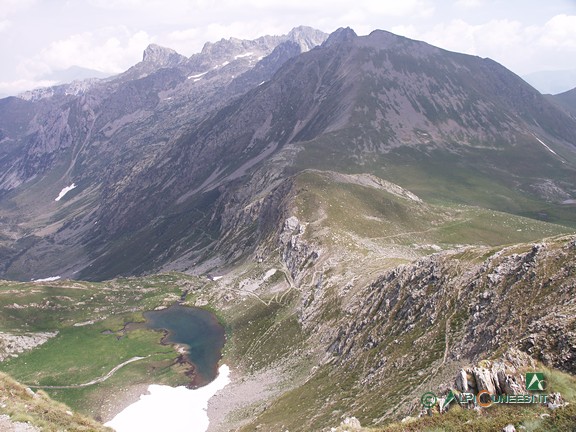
(0, 25, 575, 432)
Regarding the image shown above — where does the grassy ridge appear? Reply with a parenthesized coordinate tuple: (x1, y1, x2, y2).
(295, 170, 573, 250)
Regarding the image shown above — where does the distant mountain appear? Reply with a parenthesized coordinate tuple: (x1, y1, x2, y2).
(522, 69, 576, 95)
(0, 26, 329, 280)
(550, 86, 576, 118)
(40, 65, 112, 84)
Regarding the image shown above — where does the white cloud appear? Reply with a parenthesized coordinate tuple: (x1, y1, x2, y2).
(539, 14, 576, 49)
(240, 0, 432, 16)
(0, 78, 57, 96)
(364, 0, 434, 17)
(454, 0, 484, 8)
(392, 14, 576, 74)
(0, 0, 36, 18)
(21, 28, 154, 77)
(88, 0, 168, 9)
(1, 1, 574, 96)
(0, 19, 10, 32)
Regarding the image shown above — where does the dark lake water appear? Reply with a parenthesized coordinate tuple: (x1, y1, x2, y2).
(143, 304, 225, 386)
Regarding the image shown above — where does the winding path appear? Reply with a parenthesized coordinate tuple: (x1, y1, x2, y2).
(27, 356, 148, 389)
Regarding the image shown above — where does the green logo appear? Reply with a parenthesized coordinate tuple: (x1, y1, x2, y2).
(420, 392, 437, 408)
(441, 390, 456, 410)
(526, 373, 546, 391)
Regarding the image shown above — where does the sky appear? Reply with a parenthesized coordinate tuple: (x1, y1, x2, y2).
(1, 0, 575, 96)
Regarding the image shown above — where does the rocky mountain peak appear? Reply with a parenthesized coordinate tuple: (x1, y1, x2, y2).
(200, 38, 242, 57)
(286, 26, 328, 52)
(323, 26, 357, 47)
(142, 44, 186, 67)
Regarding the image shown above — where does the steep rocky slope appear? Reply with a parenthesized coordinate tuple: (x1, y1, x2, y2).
(0, 27, 327, 280)
(80, 29, 576, 280)
(174, 170, 574, 431)
(213, 225, 576, 431)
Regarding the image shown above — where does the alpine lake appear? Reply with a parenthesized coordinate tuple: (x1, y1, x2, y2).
(139, 304, 226, 386)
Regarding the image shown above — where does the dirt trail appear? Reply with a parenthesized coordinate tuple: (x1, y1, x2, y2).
(27, 356, 148, 389)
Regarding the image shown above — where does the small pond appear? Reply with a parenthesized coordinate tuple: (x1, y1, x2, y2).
(143, 304, 225, 386)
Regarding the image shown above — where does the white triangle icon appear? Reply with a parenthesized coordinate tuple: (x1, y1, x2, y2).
(528, 374, 544, 391)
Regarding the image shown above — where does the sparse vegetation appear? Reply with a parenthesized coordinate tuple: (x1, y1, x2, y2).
(0, 371, 112, 431)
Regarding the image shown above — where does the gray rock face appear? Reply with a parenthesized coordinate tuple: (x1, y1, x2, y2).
(142, 44, 186, 67)
(314, 236, 576, 415)
(286, 26, 329, 52)
(471, 366, 498, 394)
(0, 415, 41, 432)
(454, 352, 530, 396)
(0, 27, 330, 280)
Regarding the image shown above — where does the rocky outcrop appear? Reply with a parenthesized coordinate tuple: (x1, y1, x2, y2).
(454, 349, 532, 396)
(279, 215, 319, 283)
(521, 313, 576, 374)
(142, 44, 186, 67)
(0, 414, 40, 432)
(0, 332, 58, 361)
(286, 26, 328, 52)
(285, 235, 576, 427)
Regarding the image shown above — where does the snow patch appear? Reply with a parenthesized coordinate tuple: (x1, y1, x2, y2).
(234, 52, 253, 59)
(55, 184, 77, 201)
(105, 365, 230, 432)
(533, 135, 558, 155)
(33, 276, 61, 282)
(187, 71, 208, 80)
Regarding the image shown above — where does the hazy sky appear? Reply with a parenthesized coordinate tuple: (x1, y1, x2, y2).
(1, 0, 575, 95)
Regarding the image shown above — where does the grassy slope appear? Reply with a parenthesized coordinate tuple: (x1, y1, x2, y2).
(293, 126, 576, 229)
(290, 170, 574, 293)
(0, 371, 112, 432)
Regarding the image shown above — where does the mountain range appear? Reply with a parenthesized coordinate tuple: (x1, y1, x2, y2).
(0, 26, 575, 431)
(0, 26, 575, 282)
